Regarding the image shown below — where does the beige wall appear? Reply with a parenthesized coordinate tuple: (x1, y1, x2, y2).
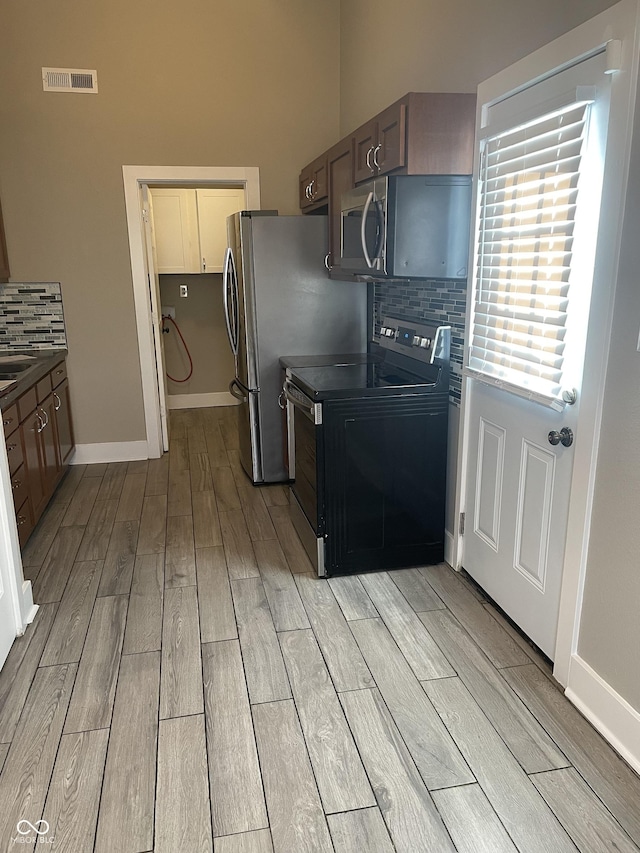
(159, 274, 235, 397)
(339, 0, 618, 134)
(0, 0, 341, 445)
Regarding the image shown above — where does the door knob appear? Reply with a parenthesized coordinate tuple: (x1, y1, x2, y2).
(548, 427, 574, 447)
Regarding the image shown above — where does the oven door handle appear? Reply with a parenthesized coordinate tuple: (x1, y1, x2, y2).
(283, 381, 321, 423)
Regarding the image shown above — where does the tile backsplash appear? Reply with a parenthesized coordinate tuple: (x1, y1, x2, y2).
(0, 282, 67, 350)
(374, 279, 467, 405)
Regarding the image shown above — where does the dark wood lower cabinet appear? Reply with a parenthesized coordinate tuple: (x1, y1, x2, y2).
(6, 358, 75, 545)
(21, 407, 47, 522)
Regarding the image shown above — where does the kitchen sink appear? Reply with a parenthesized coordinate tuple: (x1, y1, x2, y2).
(0, 366, 36, 381)
(0, 361, 33, 373)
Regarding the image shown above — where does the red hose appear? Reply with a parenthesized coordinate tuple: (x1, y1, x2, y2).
(163, 315, 193, 383)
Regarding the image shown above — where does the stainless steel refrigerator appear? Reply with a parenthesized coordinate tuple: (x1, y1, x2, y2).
(223, 211, 368, 483)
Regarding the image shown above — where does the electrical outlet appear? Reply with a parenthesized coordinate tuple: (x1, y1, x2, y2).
(161, 305, 175, 319)
(180, 284, 188, 298)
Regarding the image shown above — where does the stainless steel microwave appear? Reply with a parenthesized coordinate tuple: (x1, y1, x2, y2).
(340, 174, 472, 279)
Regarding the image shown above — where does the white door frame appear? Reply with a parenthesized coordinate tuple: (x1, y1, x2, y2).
(453, 0, 640, 684)
(122, 165, 261, 459)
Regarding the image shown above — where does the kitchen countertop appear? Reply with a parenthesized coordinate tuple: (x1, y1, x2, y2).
(0, 350, 68, 410)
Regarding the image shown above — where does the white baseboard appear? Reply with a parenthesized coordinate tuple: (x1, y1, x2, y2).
(167, 392, 240, 409)
(566, 653, 640, 776)
(70, 440, 149, 465)
(444, 529, 454, 566)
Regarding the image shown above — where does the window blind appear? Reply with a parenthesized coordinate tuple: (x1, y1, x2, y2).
(468, 101, 592, 404)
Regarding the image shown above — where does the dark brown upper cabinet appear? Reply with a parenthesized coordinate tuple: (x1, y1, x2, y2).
(353, 100, 407, 183)
(298, 91, 476, 279)
(299, 153, 329, 211)
(353, 93, 476, 183)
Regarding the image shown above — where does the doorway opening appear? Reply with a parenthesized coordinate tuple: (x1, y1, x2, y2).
(122, 166, 260, 457)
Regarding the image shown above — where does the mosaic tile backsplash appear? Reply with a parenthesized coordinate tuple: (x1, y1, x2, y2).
(0, 282, 67, 350)
(374, 279, 467, 405)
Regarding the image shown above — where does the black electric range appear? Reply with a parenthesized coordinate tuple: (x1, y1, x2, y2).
(283, 317, 451, 577)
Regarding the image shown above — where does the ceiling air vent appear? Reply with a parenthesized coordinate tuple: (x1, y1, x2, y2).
(42, 67, 98, 93)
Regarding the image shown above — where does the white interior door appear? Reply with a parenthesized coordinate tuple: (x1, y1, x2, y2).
(141, 185, 170, 452)
(462, 52, 610, 659)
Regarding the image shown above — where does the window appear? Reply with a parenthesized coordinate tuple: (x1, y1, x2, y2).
(468, 100, 593, 407)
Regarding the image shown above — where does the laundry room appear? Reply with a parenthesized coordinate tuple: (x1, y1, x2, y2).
(149, 186, 245, 410)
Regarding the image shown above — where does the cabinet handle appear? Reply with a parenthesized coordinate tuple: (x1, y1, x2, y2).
(310, 179, 315, 199)
(54, 392, 61, 412)
(6, 443, 17, 452)
(39, 407, 49, 429)
(372, 143, 381, 170)
(12, 479, 21, 490)
(3, 416, 13, 426)
(17, 515, 27, 526)
(324, 253, 331, 271)
(35, 413, 44, 434)
(55, 369, 64, 375)
(202, 257, 206, 272)
(366, 146, 374, 172)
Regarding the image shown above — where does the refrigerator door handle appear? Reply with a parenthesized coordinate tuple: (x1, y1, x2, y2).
(225, 247, 240, 356)
(222, 248, 237, 355)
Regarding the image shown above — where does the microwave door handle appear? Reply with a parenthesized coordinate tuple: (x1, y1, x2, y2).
(360, 191, 375, 269)
(373, 199, 385, 264)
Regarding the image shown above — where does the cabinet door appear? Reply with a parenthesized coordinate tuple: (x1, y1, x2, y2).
(15, 498, 34, 548)
(353, 119, 379, 183)
(196, 188, 245, 273)
(21, 409, 46, 520)
(299, 167, 314, 209)
(149, 189, 200, 274)
(300, 156, 328, 210)
(53, 379, 74, 468)
(40, 394, 60, 490)
(326, 137, 354, 273)
(376, 101, 406, 175)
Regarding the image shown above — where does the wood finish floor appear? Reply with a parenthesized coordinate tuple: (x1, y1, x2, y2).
(0, 405, 639, 852)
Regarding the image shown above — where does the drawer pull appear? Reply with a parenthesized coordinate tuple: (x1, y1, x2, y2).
(7, 443, 17, 452)
(12, 479, 21, 490)
(3, 417, 13, 426)
(56, 369, 64, 375)
(17, 515, 27, 526)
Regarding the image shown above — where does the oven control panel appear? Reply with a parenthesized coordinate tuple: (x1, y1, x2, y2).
(378, 316, 450, 364)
